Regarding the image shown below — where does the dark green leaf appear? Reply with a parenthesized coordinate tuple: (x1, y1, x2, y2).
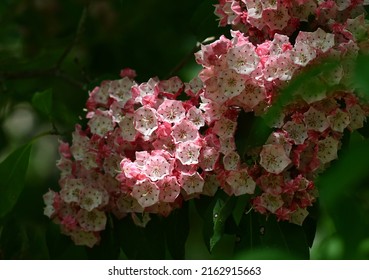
(302, 205, 319, 248)
(236, 212, 310, 259)
(235, 112, 273, 162)
(236, 248, 296, 260)
(189, 0, 226, 42)
(0, 143, 32, 218)
(354, 54, 369, 101)
(0, 219, 28, 259)
(317, 132, 369, 209)
(117, 215, 166, 259)
(46, 223, 87, 260)
(31, 88, 53, 118)
(201, 192, 237, 252)
(165, 203, 189, 259)
(86, 215, 120, 260)
(316, 132, 369, 258)
(263, 59, 339, 125)
(25, 225, 49, 259)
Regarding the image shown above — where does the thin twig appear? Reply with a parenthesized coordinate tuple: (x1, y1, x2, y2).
(166, 36, 216, 79)
(55, 6, 89, 69)
(0, 6, 90, 91)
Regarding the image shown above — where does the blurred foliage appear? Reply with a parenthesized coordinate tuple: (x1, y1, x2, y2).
(0, 0, 369, 260)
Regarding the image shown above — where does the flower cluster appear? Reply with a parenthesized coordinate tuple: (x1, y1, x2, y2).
(44, 0, 369, 247)
(43, 72, 222, 247)
(215, 0, 369, 43)
(195, 0, 369, 223)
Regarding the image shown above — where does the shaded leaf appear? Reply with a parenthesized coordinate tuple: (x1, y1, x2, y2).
(316, 132, 369, 258)
(86, 215, 120, 260)
(165, 203, 189, 259)
(235, 112, 273, 162)
(31, 88, 53, 118)
(317, 132, 369, 208)
(354, 54, 369, 101)
(302, 204, 319, 248)
(263, 59, 339, 125)
(0, 143, 32, 218)
(189, 0, 226, 42)
(117, 215, 165, 259)
(201, 192, 237, 252)
(237, 247, 296, 260)
(0, 219, 28, 259)
(236, 212, 310, 259)
(25, 225, 49, 259)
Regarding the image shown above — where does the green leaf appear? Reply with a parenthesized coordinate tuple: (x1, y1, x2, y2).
(263, 59, 339, 125)
(117, 215, 166, 259)
(31, 88, 53, 118)
(46, 223, 87, 260)
(25, 225, 49, 259)
(354, 54, 369, 101)
(0, 143, 32, 218)
(316, 132, 369, 258)
(317, 132, 369, 209)
(201, 192, 237, 252)
(86, 215, 120, 260)
(235, 112, 273, 162)
(236, 212, 310, 259)
(165, 203, 189, 259)
(0, 219, 29, 259)
(189, 0, 226, 42)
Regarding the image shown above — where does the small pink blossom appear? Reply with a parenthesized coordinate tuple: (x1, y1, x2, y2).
(179, 172, 204, 195)
(172, 120, 199, 143)
(199, 146, 220, 171)
(144, 155, 171, 181)
(255, 193, 284, 214)
(260, 144, 292, 174)
(327, 109, 351, 132)
(157, 100, 186, 124)
(157, 176, 180, 203)
(225, 168, 256, 195)
(227, 43, 260, 75)
(303, 107, 330, 132)
(217, 69, 246, 98)
(134, 106, 158, 137)
(317, 136, 339, 164)
(186, 106, 205, 128)
(131, 179, 160, 208)
(213, 118, 237, 139)
(176, 141, 202, 165)
(79, 187, 104, 212)
(223, 150, 240, 170)
(77, 209, 107, 232)
(283, 120, 308, 145)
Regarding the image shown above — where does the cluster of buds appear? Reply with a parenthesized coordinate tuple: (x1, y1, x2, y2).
(44, 0, 369, 247)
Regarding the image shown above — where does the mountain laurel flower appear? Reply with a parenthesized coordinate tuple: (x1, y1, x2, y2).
(172, 119, 199, 143)
(131, 179, 160, 208)
(134, 106, 159, 136)
(260, 144, 292, 174)
(217, 69, 246, 98)
(176, 141, 202, 165)
(179, 172, 205, 195)
(303, 107, 330, 132)
(317, 136, 339, 164)
(157, 100, 186, 124)
(227, 43, 260, 75)
(77, 209, 107, 232)
(225, 169, 256, 196)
